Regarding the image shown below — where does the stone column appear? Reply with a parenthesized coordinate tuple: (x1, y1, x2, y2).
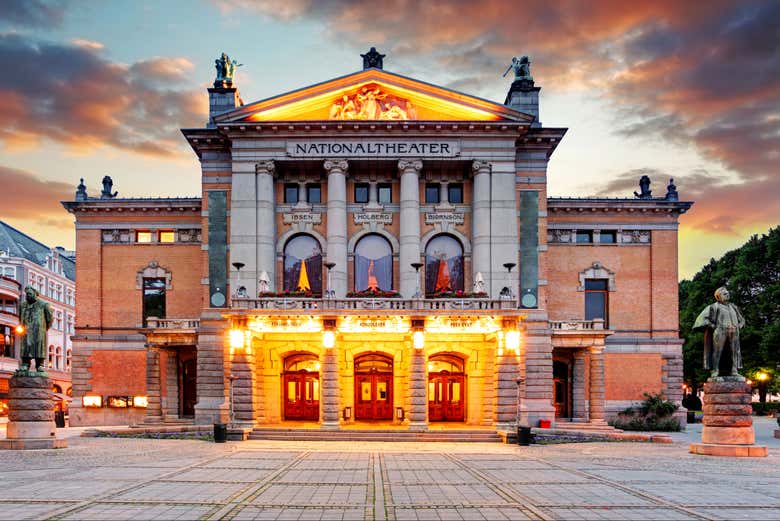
(297, 181, 308, 206)
(321, 342, 340, 430)
(163, 349, 179, 419)
(589, 346, 606, 424)
(399, 159, 423, 298)
(325, 160, 348, 298)
(439, 180, 449, 206)
(471, 161, 491, 295)
(407, 341, 427, 430)
(256, 161, 276, 292)
(572, 350, 588, 422)
(495, 344, 519, 431)
(232, 344, 257, 428)
(368, 181, 378, 206)
(1, 375, 65, 450)
(145, 346, 163, 423)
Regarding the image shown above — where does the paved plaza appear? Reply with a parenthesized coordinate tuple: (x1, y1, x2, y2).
(0, 420, 778, 520)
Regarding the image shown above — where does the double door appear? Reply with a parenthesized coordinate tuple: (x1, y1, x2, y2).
(355, 372, 393, 420)
(428, 372, 465, 422)
(283, 372, 320, 421)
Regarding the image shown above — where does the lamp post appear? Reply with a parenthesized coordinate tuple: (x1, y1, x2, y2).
(411, 262, 423, 298)
(324, 261, 336, 298)
(502, 262, 516, 300)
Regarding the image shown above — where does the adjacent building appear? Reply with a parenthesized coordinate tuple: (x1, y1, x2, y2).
(63, 50, 692, 431)
(0, 221, 75, 417)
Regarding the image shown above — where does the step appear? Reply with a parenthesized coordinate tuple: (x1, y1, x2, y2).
(248, 429, 501, 442)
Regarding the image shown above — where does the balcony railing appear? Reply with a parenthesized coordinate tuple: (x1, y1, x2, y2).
(231, 297, 517, 311)
(549, 319, 606, 331)
(145, 317, 200, 329)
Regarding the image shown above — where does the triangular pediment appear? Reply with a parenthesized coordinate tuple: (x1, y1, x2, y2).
(215, 69, 533, 123)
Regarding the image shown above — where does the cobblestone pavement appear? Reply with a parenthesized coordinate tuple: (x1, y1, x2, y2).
(0, 436, 777, 520)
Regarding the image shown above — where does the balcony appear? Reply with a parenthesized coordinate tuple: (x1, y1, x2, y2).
(145, 317, 200, 330)
(0, 276, 20, 300)
(231, 297, 517, 312)
(549, 319, 606, 331)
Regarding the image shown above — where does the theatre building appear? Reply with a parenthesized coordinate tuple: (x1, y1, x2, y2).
(63, 50, 692, 432)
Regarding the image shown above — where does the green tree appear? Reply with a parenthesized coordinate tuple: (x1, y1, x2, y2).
(679, 227, 780, 398)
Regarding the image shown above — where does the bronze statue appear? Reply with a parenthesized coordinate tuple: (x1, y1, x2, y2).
(214, 52, 242, 86)
(503, 56, 532, 81)
(100, 175, 118, 199)
(693, 287, 745, 380)
(634, 175, 652, 199)
(19, 286, 53, 373)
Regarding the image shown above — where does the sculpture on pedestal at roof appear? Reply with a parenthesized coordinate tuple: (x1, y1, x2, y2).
(503, 56, 533, 82)
(101, 175, 118, 199)
(634, 175, 652, 199)
(214, 52, 242, 86)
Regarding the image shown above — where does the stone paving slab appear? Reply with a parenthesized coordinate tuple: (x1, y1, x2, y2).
(0, 436, 776, 520)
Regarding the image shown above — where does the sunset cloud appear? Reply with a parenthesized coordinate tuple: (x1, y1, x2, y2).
(0, 165, 73, 226)
(0, 34, 207, 158)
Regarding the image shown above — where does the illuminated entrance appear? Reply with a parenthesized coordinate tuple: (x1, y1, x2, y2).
(283, 354, 320, 421)
(428, 354, 466, 422)
(354, 353, 393, 420)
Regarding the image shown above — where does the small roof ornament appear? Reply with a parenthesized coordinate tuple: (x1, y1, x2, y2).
(361, 47, 385, 70)
(75, 178, 87, 201)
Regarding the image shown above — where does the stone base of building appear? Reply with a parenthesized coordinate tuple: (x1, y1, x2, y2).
(689, 442, 767, 457)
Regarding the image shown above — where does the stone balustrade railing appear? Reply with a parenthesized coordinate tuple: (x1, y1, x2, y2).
(145, 317, 200, 329)
(549, 319, 605, 331)
(231, 297, 517, 311)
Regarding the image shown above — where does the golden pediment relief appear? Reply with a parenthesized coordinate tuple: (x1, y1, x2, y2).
(329, 84, 416, 120)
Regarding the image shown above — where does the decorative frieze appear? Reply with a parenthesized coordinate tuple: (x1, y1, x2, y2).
(102, 229, 132, 243)
(177, 229, 202, 243)
(622, 230, 651, 244)
(547, 228, 651, 245)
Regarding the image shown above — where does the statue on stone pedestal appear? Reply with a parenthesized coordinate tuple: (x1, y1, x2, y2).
(100, 175, 118, 199)
(634, 175, 652, 199)
(665, 178, 678, 201)
(214, 52, 242, 86)
(19, 286, 53, 374)
(75, 178, 87, 201)
(693, 286, 745, 380)
(503, 56, 532, 81)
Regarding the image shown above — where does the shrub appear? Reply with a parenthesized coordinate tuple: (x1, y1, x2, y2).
(750, 402, 780, 416)
(639, 393, 679, 417)
(608, 392, 681, 432)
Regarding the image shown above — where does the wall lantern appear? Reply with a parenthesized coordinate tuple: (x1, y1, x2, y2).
(412, 319, 425, 350)
(505, 330, 521, 353)
(14, 324, 25, 335)
(82, 395, 102, 407)
(229, 329, 246, 350)
(323, 318, 336, 348)
(133, 396, 149, 408)
(396, 407, 405, 421)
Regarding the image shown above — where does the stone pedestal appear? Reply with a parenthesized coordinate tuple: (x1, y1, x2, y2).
(0, 375, 67, 450)
(690, 380, 767, 457)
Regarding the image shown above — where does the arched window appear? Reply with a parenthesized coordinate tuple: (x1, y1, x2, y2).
(283, 235, 322, 295)
(425, 235, 464, 295)
(66, 349, 72, 371)
(55, 346, 62, 370)
(354, 234, 393, 291)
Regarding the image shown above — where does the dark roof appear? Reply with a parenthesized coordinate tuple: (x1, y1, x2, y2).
(0, 221, 76, 281)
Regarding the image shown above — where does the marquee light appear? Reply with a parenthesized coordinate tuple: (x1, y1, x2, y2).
(505, 331, 521, 352)
(82, 395, 102, 407)
(248, 316, 322, 333)
(413, 331, 425, 350)
(229, 329, 246, 350)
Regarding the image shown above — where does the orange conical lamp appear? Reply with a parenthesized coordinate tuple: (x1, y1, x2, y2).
(367, 259, 379, 291)
(296, 259, 311, 291)
(434, 257, 451, 292)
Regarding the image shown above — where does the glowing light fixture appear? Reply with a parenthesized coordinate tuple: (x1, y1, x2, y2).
(133, 396, 149, 408)
(757, 372, 769, 382)
(229, 329, 246, 350)
(413, 331, 425, 350)
(82, 395, 102, 407)
(14, 324, 25, 335)
(322, 330, 335, 349)
(505, 330, 520, 352)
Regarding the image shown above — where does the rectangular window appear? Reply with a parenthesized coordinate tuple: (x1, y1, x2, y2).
(159, 230, 176, 243)
(584, 279, 608, 326)
(284, 184, 299, 204)
(378, 183, 392, 204)
(306, 184, 321, 204)
(425, 184, 440, 204)
(448, 183, 463, 204)
(135, 231, 153, 243)
(599, 231, 617, 244)
(142, 278, 166, 327)
(354, 183, 369, 203)
(576, 231, 592, 244)
(55, 311, 62, 331)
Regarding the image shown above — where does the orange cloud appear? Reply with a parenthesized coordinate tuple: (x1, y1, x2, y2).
(0, 165, 73, 222)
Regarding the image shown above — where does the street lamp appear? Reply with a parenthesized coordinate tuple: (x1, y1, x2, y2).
(232, 262, 246, 298)
(411, 262, 423, 298)
(501, 262, 516, 300)
(324, 261, 336, 298)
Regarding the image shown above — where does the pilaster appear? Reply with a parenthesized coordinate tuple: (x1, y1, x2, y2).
(407, 342, 427, 430)
(145, 347, 162, 423)
(194, 319, 230, 424)
(589, 346, 606, 423)
(256, 161, 276, 293)
(399, 159, 423, 298)
(572, 349, 588, 422)
(471, 161, 491, 296)
(494, 345, 519, 431)
(231, 347, 257, 427)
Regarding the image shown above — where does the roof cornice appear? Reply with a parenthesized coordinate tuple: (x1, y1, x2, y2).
(548, 198, 694, 215)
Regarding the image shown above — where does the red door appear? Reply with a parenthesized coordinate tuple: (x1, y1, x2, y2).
(428, 372, 465, 422)
(355, 371, 393, 420)
(283, 372, 319, 421)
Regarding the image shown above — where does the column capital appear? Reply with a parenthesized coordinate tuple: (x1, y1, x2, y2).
(398, 158, 422, 173)
(255, 160, 275, 176)
(472, 160, 491, 174)
(324, 159, 348, 174)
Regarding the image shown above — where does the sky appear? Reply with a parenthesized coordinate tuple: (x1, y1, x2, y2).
(0, 0, 777, 279)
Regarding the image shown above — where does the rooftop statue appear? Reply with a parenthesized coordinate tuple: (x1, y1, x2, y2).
(693, 287, 745, 380)
(665, 178, 679, 201)
(75, 178, 87, 201)
(361, 47, 386, 70)
(101, 175, 118, 199)
(19, 286, 53, 374)
(214, 52, 242, 86)
(633, 175, 652, 199)
(503, 56, 533, 81)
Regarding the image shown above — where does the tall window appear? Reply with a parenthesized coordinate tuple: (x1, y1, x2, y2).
(448, 184, 463, 204)
(142, 277, 166, 326)
(283, 235, 322, 294)
(354, 234, 393, 291)
(378, 183, 392, 204)
(584, 279, 608, 325)
(1, 325, 14, 358)
(425, 235, 464, 295)
(306, 184, 321, 204)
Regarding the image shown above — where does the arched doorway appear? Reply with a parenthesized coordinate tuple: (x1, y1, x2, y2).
(354, 353, 393, 420)
(283, 354, 320, 421)
(428, 354, 466, 422)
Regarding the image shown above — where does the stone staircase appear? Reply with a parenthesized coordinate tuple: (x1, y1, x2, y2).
(249, 428, 502, 443)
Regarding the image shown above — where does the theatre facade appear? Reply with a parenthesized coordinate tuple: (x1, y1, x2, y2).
(63, 50, 692, 431)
